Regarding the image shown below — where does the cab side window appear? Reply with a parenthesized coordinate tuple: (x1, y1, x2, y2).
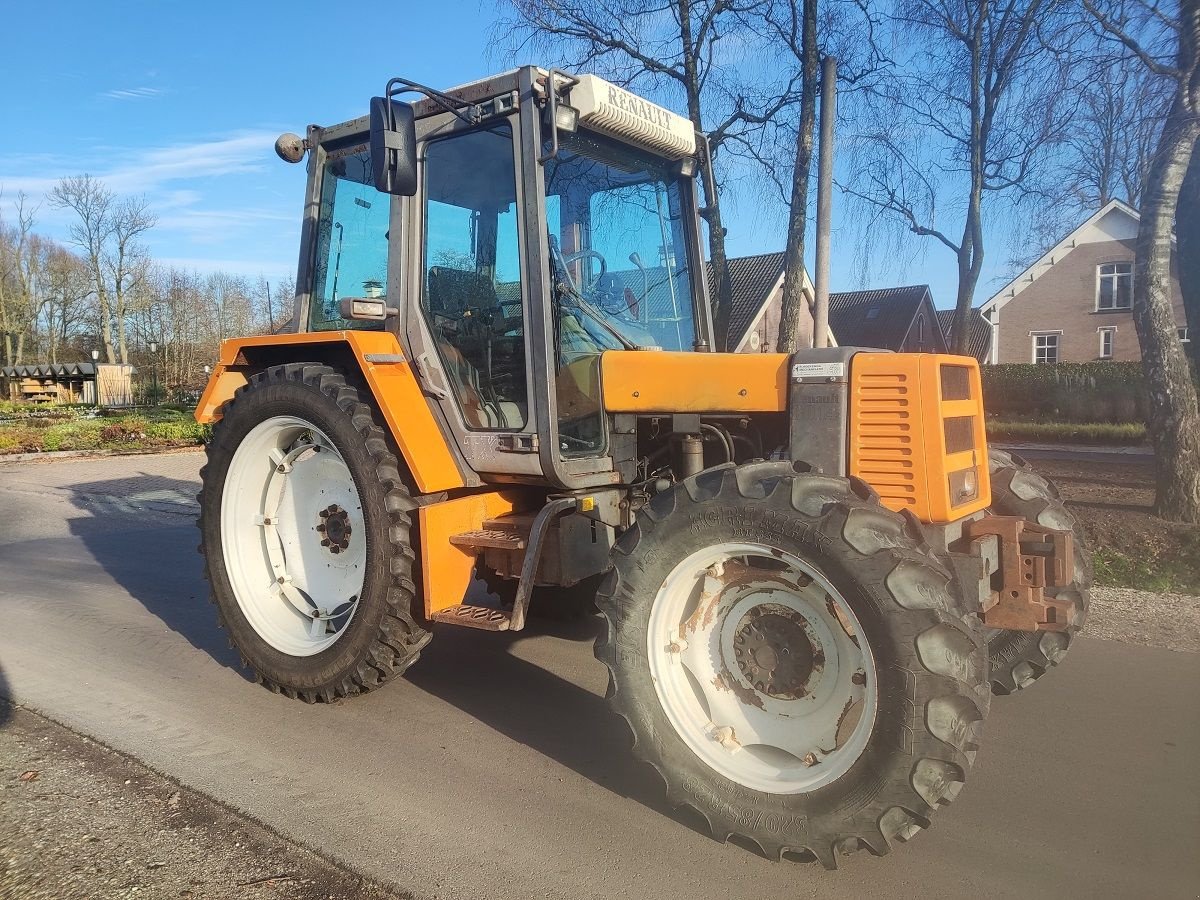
(310, 148, 390, 332)
(420, 124, 528, 431)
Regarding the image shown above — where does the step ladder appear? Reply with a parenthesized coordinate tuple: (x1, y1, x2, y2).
(431, 498, 576, 632)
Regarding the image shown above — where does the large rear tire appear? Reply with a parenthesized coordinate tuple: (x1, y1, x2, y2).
(595, 463, 991, 868)
(985, 449, 1091, 695)
(199, 363, 430, 702)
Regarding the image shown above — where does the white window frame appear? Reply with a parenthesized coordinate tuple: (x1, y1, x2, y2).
(1096, 262, 1133, 311)
(1030, 330, 1062, 364)
(1098, 326, 1115, 359)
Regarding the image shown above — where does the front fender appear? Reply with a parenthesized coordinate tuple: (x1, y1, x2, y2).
(196, 331, 467, 493)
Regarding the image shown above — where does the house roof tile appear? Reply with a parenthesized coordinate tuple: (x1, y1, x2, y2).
(827, 285, 932, 350)
(935, 308, 992, 363)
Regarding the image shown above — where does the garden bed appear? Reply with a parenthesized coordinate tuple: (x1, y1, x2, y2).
(0, 403, 207, 455)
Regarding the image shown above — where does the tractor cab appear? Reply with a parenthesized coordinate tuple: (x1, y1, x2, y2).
(285, 67, 712, 489)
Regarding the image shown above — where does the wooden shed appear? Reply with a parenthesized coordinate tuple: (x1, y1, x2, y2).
(1, 362, 136, 407)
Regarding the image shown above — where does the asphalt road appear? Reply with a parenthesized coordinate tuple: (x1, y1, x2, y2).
(1, 452, 1198, 900)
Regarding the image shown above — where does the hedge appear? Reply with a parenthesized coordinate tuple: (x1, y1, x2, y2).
(981, 362, 1178, 424)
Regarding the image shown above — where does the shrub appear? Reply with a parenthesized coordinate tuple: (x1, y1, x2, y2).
(986, 420, 1146, 444)
(981, 361, 1199, 425)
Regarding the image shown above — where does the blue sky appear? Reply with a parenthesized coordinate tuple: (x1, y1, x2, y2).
(0, 0, 1002, 308)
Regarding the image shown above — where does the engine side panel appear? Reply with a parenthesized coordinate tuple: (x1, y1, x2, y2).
(600, 351, 789, 413)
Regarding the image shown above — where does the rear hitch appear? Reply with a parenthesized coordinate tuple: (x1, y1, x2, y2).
(962, 515, 1076, 632)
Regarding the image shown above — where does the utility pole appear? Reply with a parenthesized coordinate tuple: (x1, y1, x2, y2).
(813, 56, 837, 348)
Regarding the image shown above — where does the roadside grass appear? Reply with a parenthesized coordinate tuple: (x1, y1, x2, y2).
(1091, 535, 1200, 594)
(0, 405, 208, 454)
(987, 420, 1146, 445)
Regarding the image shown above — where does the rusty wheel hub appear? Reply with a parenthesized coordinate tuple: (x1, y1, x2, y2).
(733, 606, 819, 699)
(316, 504, 352, 555)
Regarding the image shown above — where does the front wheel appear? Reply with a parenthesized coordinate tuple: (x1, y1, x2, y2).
(984, 449, 1091, 695)
(199, 362, 430, 702)
(596, 464, 991, 867)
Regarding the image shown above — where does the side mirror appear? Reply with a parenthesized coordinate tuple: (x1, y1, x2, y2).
(369, 97, 417, 196)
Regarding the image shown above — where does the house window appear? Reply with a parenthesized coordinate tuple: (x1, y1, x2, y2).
(1099, 327, 1115, 359)
(1097, 262, 1132, 310)
(866, 307, 881, 320)
(1032, 332, 1060, 364)
(1180, 327, 1191, 344)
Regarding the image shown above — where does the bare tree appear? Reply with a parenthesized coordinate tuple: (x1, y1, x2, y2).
(1084, 0, 1200, 522)
(50, 176, 116, 362)
(1179, 145, 1199, 362)
(774, 0, 820, 352)
(36, 244, 91, 364)
(107, 196, 156, 364)
(0, 194, 41, 365)
(493, 0, 797, 349)
(842, 0, 1073, 353)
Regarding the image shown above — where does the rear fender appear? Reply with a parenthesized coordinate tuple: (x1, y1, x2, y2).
(195, 331, 469, 493)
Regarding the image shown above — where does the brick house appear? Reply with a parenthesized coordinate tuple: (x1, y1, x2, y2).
(979, 200, 1189, 364)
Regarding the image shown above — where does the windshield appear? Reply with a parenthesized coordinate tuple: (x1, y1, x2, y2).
(544, 133, 696, 354)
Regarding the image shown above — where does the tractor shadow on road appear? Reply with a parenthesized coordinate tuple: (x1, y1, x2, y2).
(63, 475, 246, 679)
(406, 620, 724, 842)
(0, 665, 12, 728)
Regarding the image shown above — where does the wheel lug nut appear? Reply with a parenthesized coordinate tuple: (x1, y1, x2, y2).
(802, 753, 819, 767)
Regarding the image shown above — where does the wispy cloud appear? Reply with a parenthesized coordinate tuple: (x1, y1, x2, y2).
(100, 86, 166, 101)
(0, 130, 280, 198)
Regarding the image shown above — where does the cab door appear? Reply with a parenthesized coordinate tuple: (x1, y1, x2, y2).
(403, 112, 544, 478)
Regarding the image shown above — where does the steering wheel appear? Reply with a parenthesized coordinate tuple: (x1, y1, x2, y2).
(561, 249, 608, 295)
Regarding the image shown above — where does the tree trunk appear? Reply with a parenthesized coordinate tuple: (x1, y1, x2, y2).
(1135, 94, 1200, 522)
(951, 18, 987, 358)
(701, 168, 734, 352)
(778, 0, 819, 353)
(678, 0, 732, 351)
(1178, 144, 1200, 363)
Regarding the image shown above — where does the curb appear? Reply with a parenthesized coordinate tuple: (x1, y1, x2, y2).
(0, 445, 206, 464)
(994, 442, 1153, 456)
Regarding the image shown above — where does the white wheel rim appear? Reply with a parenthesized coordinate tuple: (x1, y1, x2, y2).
(220, 416, 366, 656)
(647, 542, 878, 794)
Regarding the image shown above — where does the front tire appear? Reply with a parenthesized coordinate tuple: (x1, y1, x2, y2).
(984, 449, 1091, 695)
(595, 464, 991, 867)
(199, 363, 430, 702)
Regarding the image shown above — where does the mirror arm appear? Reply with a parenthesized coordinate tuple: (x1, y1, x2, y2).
(385, 77, 480, 126)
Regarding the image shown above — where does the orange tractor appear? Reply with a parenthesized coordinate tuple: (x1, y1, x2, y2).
(196, 68, 1089, 867)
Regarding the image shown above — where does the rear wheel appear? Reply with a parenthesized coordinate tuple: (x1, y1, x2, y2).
(985, 449, 1091, 695)
(199, 363, 430, 702)
(596, 464, 991, 867)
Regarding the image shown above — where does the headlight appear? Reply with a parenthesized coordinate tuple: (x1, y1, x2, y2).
(948, 467, 979, 506)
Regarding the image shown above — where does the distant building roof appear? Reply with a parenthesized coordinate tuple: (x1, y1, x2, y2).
(935, 308, 992, 363)
(828, 285, 942, 351)
(707, 252, 788, 349)
(2, 362, 99, 378)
